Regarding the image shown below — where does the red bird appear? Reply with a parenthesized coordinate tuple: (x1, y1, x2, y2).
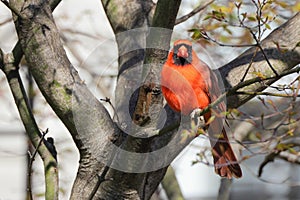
(161, 39, 242, 178)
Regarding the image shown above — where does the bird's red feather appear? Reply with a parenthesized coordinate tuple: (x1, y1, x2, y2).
(161, 39, 242, 178)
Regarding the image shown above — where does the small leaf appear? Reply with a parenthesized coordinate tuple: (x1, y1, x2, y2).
(204, 15, 213, 20)
(266, 99, 278, 111)
(241, 12, 247, 21)
(205, 115, 215, 125)
(247, 16, 256, 21)
(213, 133, 224, 139)
(241, 155, 250, 161)
(188, 29, 205, 40)
(253, 71, 266, 79)
(255, 132, 262, 140)
(230, 108, 241, 116)
(248, 132, 260, 141)
(292, 2, 300, 12)
(211, 10, 226, 21)
(192, 31, 203, 40)
(276, 143, 285, 151)
(265, 23, 271, 30)
(276, 143, 293, 151)
(197, 128, 205, 135)
(288, 147, 297, 155)
(287, 129, 295, 136)
(192, 160, 199, 165)
(222, 25, 232, 35)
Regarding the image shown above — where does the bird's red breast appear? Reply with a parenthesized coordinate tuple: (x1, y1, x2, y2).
(161, 39, 211, 115)
(160, 39, 242, 178)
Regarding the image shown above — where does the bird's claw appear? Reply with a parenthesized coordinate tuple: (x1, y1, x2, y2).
(190, 108, 205, 128)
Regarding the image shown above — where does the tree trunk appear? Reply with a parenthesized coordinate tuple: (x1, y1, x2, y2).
(3, 0, 300, 199)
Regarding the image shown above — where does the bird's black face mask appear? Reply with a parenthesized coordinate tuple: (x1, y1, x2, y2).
(173, 44, 193, 66)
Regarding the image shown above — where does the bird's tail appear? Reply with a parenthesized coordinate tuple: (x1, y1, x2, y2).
(210, 128, 242, 179)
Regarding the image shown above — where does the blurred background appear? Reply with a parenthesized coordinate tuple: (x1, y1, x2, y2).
(0, 0, 300, 199)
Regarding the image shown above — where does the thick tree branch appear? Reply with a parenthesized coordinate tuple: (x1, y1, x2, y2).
(220, 12, 300, 108)
(161, 167, 184, 200)
(218, 179, 232, 200)
(91, 0, 183, 199)
(5, 0, 300, 199)
(133, 0, 181, 125)
(9, 0, 121, 198)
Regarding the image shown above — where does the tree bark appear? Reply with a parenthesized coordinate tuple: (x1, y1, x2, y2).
(220, 12, 300, 108)
(4, 0, 300, 199)
(9, 0, 120, 198)
(0, 51, 58, 200)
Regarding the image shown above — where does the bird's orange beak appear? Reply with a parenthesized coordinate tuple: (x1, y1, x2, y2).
(177, 45, 189, 58)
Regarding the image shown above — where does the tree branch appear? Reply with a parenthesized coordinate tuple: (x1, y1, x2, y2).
(49, 0, 61, 10)
(0, 0, 24, 19)
(175, 0, 214, 25)
(0, 51, 58, 200)
(220, 12, 300, 108)
(5, 0, 300, 199)
(9, 0, 121, 198)
(218, 179, 232, 200)
(161, 166, 184, 200)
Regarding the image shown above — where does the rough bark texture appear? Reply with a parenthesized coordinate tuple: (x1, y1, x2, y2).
(9, 0, 120, 199)
(3, 0, 300, 199)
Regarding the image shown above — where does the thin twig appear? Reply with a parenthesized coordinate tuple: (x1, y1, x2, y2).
(175, 0, 214, 25)
(235, 91, 300, 98)
(199, 31, 256, 48)
(250, 0, 279, 76)
(0, 17, 12, 26)
(100, 97, 120, 123)
(253, 34, 279, 76)
(88, 166, 110, 200)
(27, 128, 48, 197)
(228, 66, 300, 96)
(240, 46, 259, 82)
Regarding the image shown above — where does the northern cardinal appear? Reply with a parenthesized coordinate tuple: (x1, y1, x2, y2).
(161, 39, 242, 178)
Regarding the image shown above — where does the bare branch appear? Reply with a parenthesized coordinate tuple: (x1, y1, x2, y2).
(220, 12, 300, 109)
(235, 91, 300, 98)
(0, 17, 12, 26)
(0, 51, 58, 200)
(9, 1, 119, 198)
(161, 167, 184, 200)
(218, 179, 232, 200)
(258, 151, 278, 177)
(195, 30, 256, 48)
(279, 151, 300, 164)
(175, 0, 214, 25)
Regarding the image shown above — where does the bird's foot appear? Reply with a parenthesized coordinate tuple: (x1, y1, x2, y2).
(190, 108, 205, 128)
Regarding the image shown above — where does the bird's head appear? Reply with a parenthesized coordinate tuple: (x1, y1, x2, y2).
(172, 39, 193, 66)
